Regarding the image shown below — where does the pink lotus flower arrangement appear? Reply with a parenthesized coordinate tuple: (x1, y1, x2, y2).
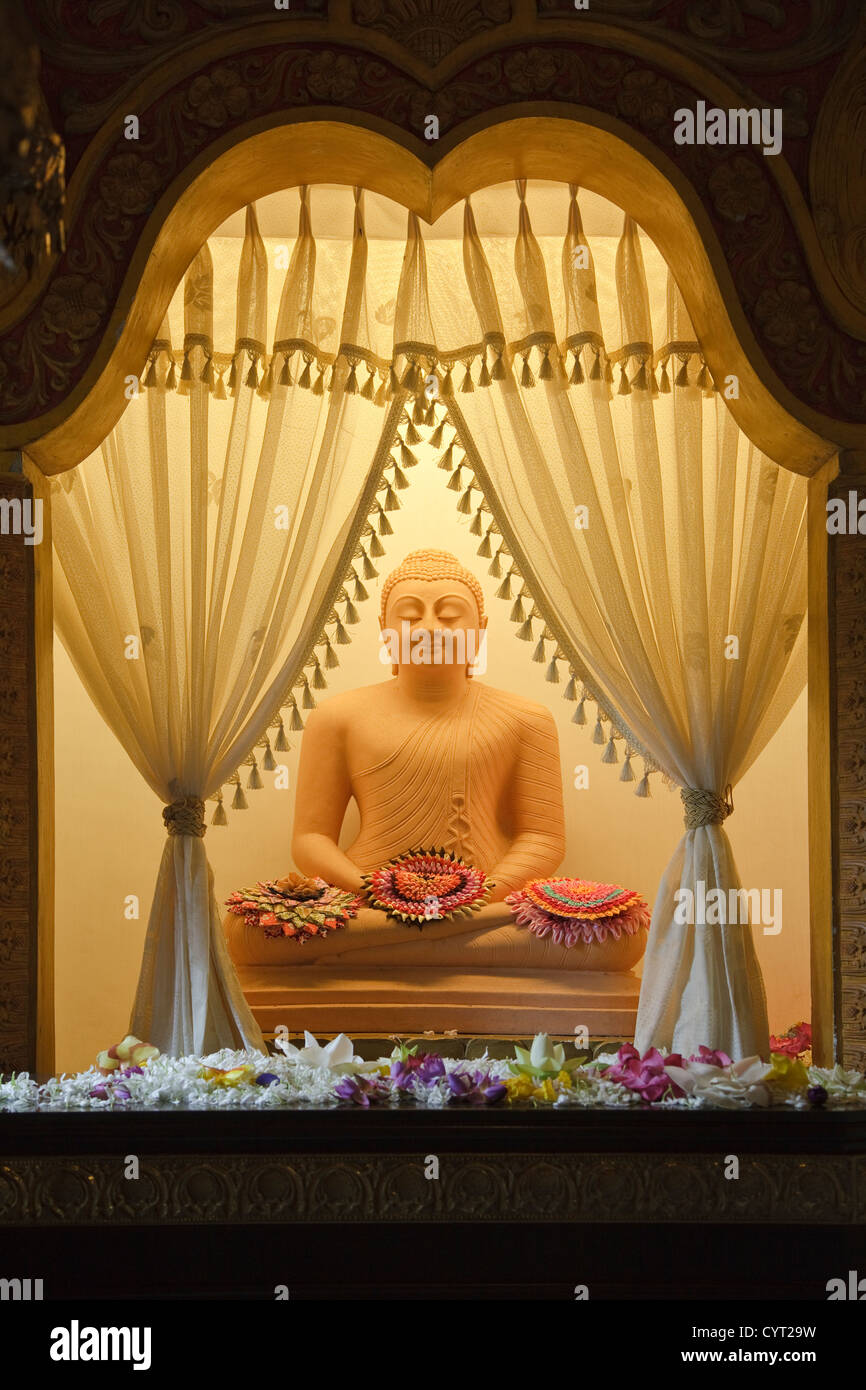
(507, 877, 650, 947)
(769, 1021, 812, 1059)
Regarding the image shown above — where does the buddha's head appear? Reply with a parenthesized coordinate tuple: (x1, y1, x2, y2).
(379, 549, 488, 677)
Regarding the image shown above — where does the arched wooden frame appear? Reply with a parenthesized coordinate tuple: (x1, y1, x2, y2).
(13, 116, 838, 1077)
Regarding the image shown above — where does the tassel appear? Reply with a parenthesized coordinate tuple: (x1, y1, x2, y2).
(361, 552, 378, 579)
(352, 573, 369, 601)
(538, 349, 553, 381)
(491, 350, 506, 381)
(572, 699, 587, 725)
(374, 374, 389, 406)
(635, 772, 651, 798)
(632, 362, 648, 391)
(345, 362, 359, 394)
(425, 400, 437, 426)
(516, 617, 534, 641)
(469, 509, 484, 537)
(274, 719, 290, 752)
(344, 598, 361, 625)
(648, 367, 659, 398)
(289, 703, 305, 732)
(200, 355, 214, 387)
(143, 356, 158, 388)
(478, 356, 491, 387)
(620, 752, 635, 783)
(312, 367, 325, 395)
(214, 370, 228, 400)
(165, 358, 178, 391)
(441, 365, 454, 396)
(279, 354, 292, 386)
(245, 356, 259, 389)
(298, 358, 312, 390)
(460, 362, 475, 392)
(496, 574, 512, 600)
(477, 531, 493, 559)
(563, 674, 578, 701)
(247, 760, 263, 790)
(399, 442, 418, 470)
(532, 636, 546, 663)
(262, 741, 277, 772)
(333, 618, 351, 645)
(510, 594, 526, 623)
(391, 462, 409, 490)
(457, 487, 473, 515)
(617, 365, 631, 395)
(405, 419, 422, 446)
(592, 716, 606, 745)
(430, 420, 446, 449)
(311, 660, 328, 690)
(322, 638, 340, 669)
(299, 679, 315, 710)
(383, 484, 400, 511)
(604, 357, 614, 384)
(180, 351, 193, 383)
(377, 509, 393, 536)
(675, 358, 690, 387)
(601, 735, 618, 764)
(361, 368, 376, 400)
(211, 796, 228, 827)
(570, 351, 584, 385)
(545, 656, 561, 684)
(438, 444, 455, 471)
(412, 396, 426, 424)
(368, 530, 385, 557)
(447, 465, 464, 492)
(520, 356, 535, 388)
(659, 359, 671, 393)
(488, 550, 503, 578)
(231, 780, 248, 811)
(258, 359, 273, 397)
(589, 351, 602, 382)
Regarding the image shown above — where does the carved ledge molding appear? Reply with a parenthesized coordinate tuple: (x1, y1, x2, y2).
(1, 1150, 864, 1225)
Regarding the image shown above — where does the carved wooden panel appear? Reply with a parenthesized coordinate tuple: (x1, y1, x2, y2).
(0, 1150, 863, 1225)
(831, 477, 866, 1071)
(0, 474, 37, 1077)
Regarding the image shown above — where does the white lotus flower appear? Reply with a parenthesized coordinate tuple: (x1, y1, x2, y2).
(664, 1054, 772, 1108)
(275, 1030, 364, 1074)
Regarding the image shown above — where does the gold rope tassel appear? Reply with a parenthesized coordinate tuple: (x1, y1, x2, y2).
(200, 355, 214, 387)
(620, 751, 635, 782)
(617, 364, 631, 395)
(601, 734, 619, 764)
(345, 362, 359, 394)
(438, 443, 455, 471)
(368, 529, 385, 556)
(545, 655, 561, 684)
(262, 739, 277, 772)
(279, 354, 292, 386)
(495, 572, 512, 599)
(288, 702, 305, 731)
(570, 351, 584, 385)
(510, 593, 526, 623)
(412, 396, 426, 424)
(390, 461, 409, 490)
(429, 420, 446, 449)
(231, 779, 249, 811)
(456, 486, 473, 515)
(478, 355, 491, 387)
(180, 351, 193, 383)
(538, 349, 554, 381)
(399, 443, 418, 470)
(675, 358, 690, 387)
(460, 362, 475, 393)
(311, 659, 328, 690)
(361, 368, 376, 400)
(143, 355, 159, 388)
(165, 357, 178, 391)
(659, 359, 671, 393)
(631, 361, 648, 391)
(245, 355, 259, 389)
(488, 548, 504, 578)
(388, 365, 401, 395)
(635, 770, 652, 798)
(247, 758, 263, 790)
(441, 365, 455, 397)
(404, 418, 422, 445)
(563, 673, 578, 701)
(516, 617, 535, 641)
(446, 464, 464, 492)
(377, 507, 393, 536)
(469, 508, 484, 537)
(298, 357, 312, 390)
(211, 793, 228, 827)
(572, 697, 587, 725)
(477, 528, 493, 558)
(312, 366, 326, 395)
(589, 351, 602, 382)
(322, 636, 340, 669)
(520, 356, 535, 388)
(274, 719, 290, 752)
(491, 350, 506, 381)
(592, 716, 606, 745)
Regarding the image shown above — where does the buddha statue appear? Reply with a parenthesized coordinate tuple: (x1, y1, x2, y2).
(225, 549, 647, 987)
(291, 548, 567, 900)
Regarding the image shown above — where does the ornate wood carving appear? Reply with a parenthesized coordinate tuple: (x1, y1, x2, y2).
(0, 475, 37, 1077)
(0, 6, 863, 437)
(831, 475, 866, 1072)
(0, 1148, 863, 1225)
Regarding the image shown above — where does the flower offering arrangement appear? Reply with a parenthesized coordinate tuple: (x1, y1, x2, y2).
(225, 872, 361, 943)
(506, 877, 651, 946)
(362, 847, 492, 926)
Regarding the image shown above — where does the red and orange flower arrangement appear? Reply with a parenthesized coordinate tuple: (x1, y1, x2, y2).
(362, 847, 492, 927)
(506, 876, 650, 947)
(226, 872, 361, 943)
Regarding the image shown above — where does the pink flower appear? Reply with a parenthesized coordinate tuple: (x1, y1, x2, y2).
(689, 1045, 733, 1068)
(603, 1044, 685, 1103)
(769, 1022, 812, 1057)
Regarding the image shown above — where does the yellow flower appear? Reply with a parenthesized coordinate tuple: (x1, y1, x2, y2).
(198, 1064, 256, 1088)
(556, 1070, 573, 1089)
(534, 1079, 556, 1103)
(504, 1075, 536, 1102)
(767, 1053, 809, 1092)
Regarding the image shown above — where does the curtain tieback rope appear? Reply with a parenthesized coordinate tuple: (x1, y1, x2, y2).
(681, 784, 734, 829)
(162, 797, 206, 838)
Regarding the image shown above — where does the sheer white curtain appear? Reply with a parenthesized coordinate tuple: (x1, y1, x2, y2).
(51, 190, 403, 1055)
(392, 183, 806, 1059)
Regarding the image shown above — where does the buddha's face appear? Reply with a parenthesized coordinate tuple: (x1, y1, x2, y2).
(380, 578, 487, 673)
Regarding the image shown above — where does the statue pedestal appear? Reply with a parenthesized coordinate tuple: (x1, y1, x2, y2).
(224, 904, 646, 1038)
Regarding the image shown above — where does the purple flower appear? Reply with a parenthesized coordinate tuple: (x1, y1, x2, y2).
(112, 1085, 131, 1101)
(89, 1083, 110, 1100)
(603, 1044, 685, 1103)
(417, 1054, 446, 1084)
(688, 1046, 732, 1069)
(807, 1085, 828, 1108)
(446, 1068, 507, 1105)
(120, 1065, 145, 1077)
(334, 1075, 385, 1108)
(389, 1060, 417, 1091)
(255, 1072, 279, 1086)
